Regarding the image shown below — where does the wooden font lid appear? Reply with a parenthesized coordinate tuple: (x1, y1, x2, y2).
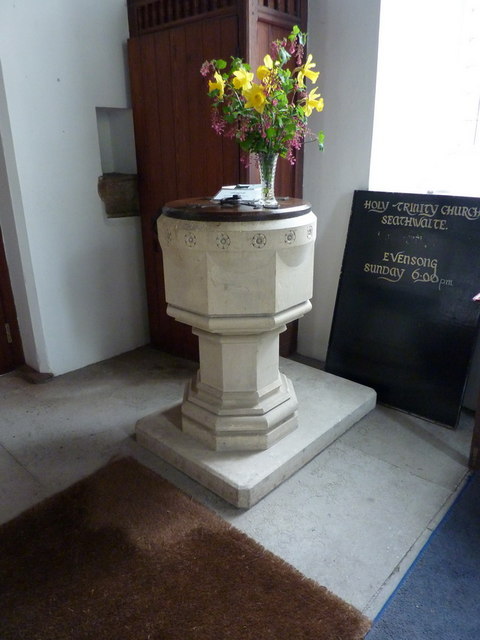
(162, 197, 311, 222)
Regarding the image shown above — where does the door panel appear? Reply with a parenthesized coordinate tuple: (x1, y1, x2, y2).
(128, 14, 241, 361)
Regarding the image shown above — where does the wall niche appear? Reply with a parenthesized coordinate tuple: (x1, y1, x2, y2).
(96, 107, 139, 218)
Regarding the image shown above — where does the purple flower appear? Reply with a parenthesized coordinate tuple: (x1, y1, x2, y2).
(211, 110, 226, 134)
(286, 149, 297, 165)
(295, 45, 304, 66)
(200, 61, 214, 77)
(240, 151, 251, 167)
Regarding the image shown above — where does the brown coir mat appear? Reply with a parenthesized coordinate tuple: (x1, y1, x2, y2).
(0, 458, 370, 640)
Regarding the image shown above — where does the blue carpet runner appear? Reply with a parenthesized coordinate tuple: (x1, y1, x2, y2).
(366, 473, 479, 639)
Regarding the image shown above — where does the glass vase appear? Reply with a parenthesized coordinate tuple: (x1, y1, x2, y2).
(257, 152, 279, 209)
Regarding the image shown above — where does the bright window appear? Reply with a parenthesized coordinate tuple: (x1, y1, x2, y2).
(370, 0, 480, 197)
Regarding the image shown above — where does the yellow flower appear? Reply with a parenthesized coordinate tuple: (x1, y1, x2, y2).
(297, 54, 319, 87)
(243, 84, 267, 113)
(304, 87, 324, 116)
(232, 67, 254, 92)
(257, 54, 274, 81)
(208, 72, 225, 99)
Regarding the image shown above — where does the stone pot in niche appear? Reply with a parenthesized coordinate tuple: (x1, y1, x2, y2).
(97, 173, 139, 218)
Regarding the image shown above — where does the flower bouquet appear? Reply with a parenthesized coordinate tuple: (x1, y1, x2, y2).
(201, 26, 324, 208)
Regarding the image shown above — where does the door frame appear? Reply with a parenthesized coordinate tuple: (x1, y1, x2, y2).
(0, 226, 24, 373)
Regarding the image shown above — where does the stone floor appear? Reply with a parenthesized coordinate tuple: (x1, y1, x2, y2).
(0, 346, 473, 618)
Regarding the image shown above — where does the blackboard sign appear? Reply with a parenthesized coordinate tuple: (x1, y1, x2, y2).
(325, 190, 480, 427)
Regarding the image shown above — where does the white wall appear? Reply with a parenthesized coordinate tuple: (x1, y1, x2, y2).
(298, 0, 381, 361)
(0, 0, 148, 375)
(0, 66, 49, 371)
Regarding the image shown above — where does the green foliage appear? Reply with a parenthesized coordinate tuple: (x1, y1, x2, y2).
(318, 130, 325, 151)
(201, 26, 325, 160)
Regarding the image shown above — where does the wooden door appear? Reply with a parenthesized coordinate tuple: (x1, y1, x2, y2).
(128, 9, 241, 360)
(0, 228, 23, 374)
(127, 0, 307, 361)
